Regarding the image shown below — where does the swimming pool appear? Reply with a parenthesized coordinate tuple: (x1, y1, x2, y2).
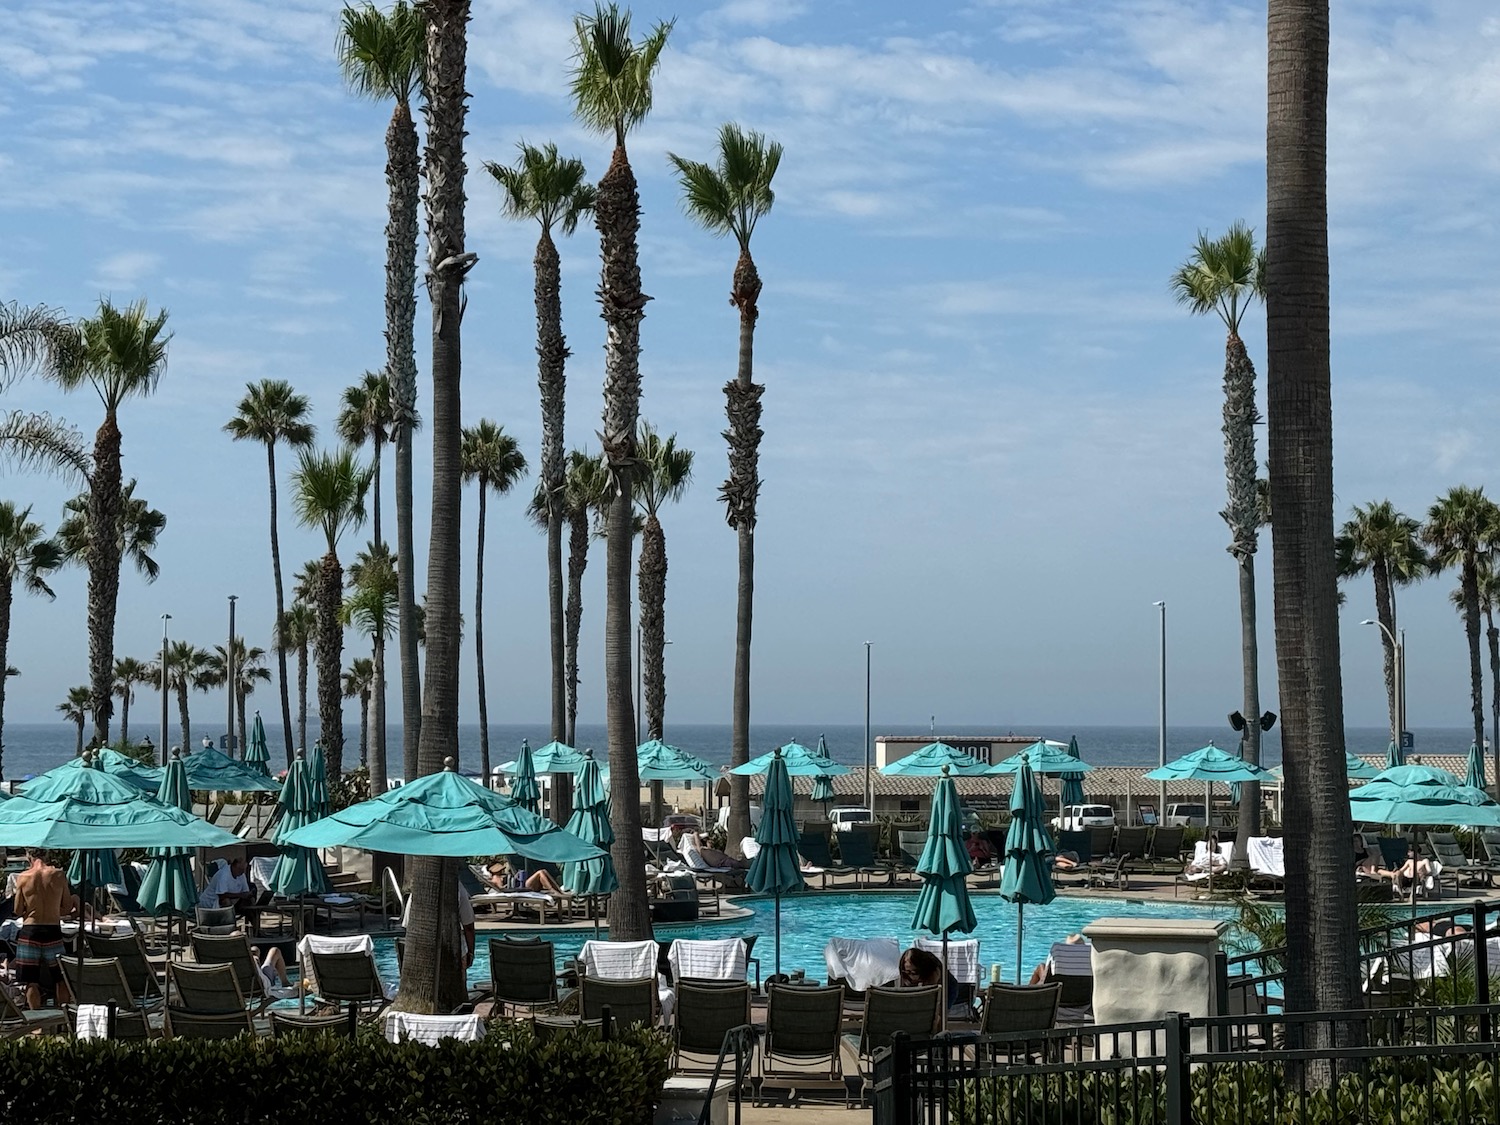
(369, 891, 1239, 987)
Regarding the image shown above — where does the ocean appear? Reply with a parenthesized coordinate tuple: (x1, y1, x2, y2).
(0, 719, 1475, 781)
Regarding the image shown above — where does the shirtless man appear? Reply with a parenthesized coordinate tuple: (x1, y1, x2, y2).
(12, 849, 71, 1010)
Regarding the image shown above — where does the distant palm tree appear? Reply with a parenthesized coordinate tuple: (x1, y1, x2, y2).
(343, 542, 398, 794)
(342, 656, 376, 769)
(163, 641, 213, 754)
(292, 448, 372, 789)
(460, 420, 528, 782)
(485, 143, 595, 743)
(205, 640, 271, 760)
(277, 599, 317, 754)
(337, 371, 395, 548)
(112, 656, 154, 745)
(56, 479, 166, 584)
(337, 0, 427, 787)
(570, 0, 673, 944)
(1335, 500, 1428, 741)
(0, 502, 62, 777)
(633, 423, 692, 741)
(225, 378, 316, 765)
(59, 685, 91, 757)
(560, 449, 609, 745)
(1459, 561, 1500, 768)
(1424, 485, 1499, 757)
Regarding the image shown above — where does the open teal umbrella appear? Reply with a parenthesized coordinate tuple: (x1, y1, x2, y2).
(307, 742, 330, 820)
(1145, 742, 1275, 858)
(989, 740, 1095, 778)
(138, 750, 198, 959)
(184, 746, 282, 793)
(562, 750, 617, 897)
(882, 741, 991, 777)
(270, 751, 332, 900)
(1386, 740, 1404, 770)
(1348, 764, 1500, 827)
(1467, 742, 1487, 792)
(1060, 735, 1087, 807)
(22, 748, 163, 799)
(509, 739, 541, 813)
(499, 740, 591, 775)
(1271, 753, 1381, 782)
(999, 758, 1055, 983)
(64, 754, 125, 894)
(733, 741, 848, 777)
(912, 765, 976, 1027)
(244, 711, 271, 777)
(635, 739, 715, 782)
(746, 748, 806, 979)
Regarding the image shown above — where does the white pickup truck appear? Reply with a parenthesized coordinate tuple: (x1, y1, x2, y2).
(829, 807, 873, 831)
(1050, 804, 1116, 832)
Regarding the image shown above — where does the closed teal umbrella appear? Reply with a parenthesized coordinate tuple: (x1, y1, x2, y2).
(270, 751, 331, 898)
(1467, 742, 1487, 792)
(999, 758, 1055, 983)
(746, 749, 805, 979)
(1386, 740, 1404, 769)
(510, 739, 540, 813)
(66, 754, 125, 893)
(912, 766, 976, 1026)
(562, 750, 617, 897)
(244, 711, 271, 777)
(138, 750, 198, 955)
(308, 742, 330, 820)
(1060, 735, 1086, 807)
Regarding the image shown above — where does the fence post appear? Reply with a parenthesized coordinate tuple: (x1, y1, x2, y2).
(601, 1004, 613, 1042)
(1213, 951, 1230, 1053)
(105, 998, 117, 1040)
(1475, 900, 1491, 1041)
(1163, 1012, 1191, 1125)
(890, 1031, 912, 1125)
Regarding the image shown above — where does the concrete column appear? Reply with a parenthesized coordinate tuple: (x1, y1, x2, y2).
(1082, 916, 1228, 1054)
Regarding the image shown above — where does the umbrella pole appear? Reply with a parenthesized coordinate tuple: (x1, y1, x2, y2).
(1014, 904, 1024, 985)
(774, 891, 782, 980)
(940, 932, 949, 1032)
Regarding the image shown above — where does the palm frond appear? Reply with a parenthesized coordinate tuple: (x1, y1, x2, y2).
(669, 123, 782, 249)
(484, 142, 596, 235)
(292, 447, 373, 553)
(569, 3, 674, 144)
(225, 378, 317, 447)
(0, 302, 81, 389)
(0, 410, 89, 483)
(1170, 221, 1263, 333)
(633, 421, 694, 516)
(460, 419, 528, 493)
(337, 1, 425, 104)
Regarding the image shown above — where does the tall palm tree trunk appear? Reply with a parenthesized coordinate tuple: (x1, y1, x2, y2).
(87, 415, 123, 745)
(1372, 557, 1398, 739)
(371, 439, 383, 549)
(119, 690, 131, 744)
(316, 554, 345, 786)
(1224, 332, 1262, 865)
(401, 0, 469, 1014)
(387, 96, 424, 789)
(474, 481, 490, 781)
(1488, 610, 1499, 788)
(535, 230, 570, 743)
(640, 516, 667, 738)
(724, 249, 763, 851)
(296, 641, 309, 752)
(359, 684, 371, 768)
(236, 693, 248, 759)
(1267, 0, 1359, 1033)
(370, 633, 387, 796)
(74, 718, 83, 758)
(1463, 557, 1485, 751)
(565, 508, 588, 747)
(176, 684, 190, 753)
(267, 444, 295, 765)
(598, 144, 651, 942)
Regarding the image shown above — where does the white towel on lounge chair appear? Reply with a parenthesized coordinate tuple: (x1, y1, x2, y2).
(677, 833, 732, 873)
(250, 856, 278, 893)
(1247, 837, 1284, 878)
(298, 932, 396, 1000)
(915, 937, 980, 986)
(75, 1004, 111, 1039)
(740, 838, 761, 859)
(578, 939, 673, 1023)
(1046, 941, 1094, 978)
(824, 937, 900, 993)
(384, 1012, 485, 1044)
(669, 938, 747, 982)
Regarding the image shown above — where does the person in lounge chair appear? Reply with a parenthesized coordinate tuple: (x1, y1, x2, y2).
(485, 861, 563, 895)
(680, 832, 750, 871)
(1380, 848, 1438, 894)
(1354, 835, 1380, 877)
(1030, 933, 1091, 985)
(252, 944, 294, 991)
(898, 947, 961, 1010)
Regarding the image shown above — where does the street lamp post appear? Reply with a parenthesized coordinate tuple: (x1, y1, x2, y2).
(226, 595, 238, 756)
(1361, 619, 1405, 754)
(864, 642, 873, 812)
(160, 613, 171, 766)
(1154, 601, 1166, 821)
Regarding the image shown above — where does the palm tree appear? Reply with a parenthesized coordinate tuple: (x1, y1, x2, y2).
(0, 503, 62, 777)
(1425, 486, 1499, 764)
(484, 144, 595, 744)
(338, 0, 427, 789)
(342, 657, 376, 769)
(337, 371, 395, 548)
(112, 656, 154, 745)
(633, 423, 692, 742)
(460, 421, 528, 783)
(554, 450, 608, 746)
(570, 0, 672, 945)
(163, 641, 213, 753)
(58, 685, 90, 757)
(1335, 500, 1428, 741)
(1266, 0, 1358, 1025)
(204, 640, 271, 757)
(56, 479, 166, 584)
(292, 447, 372, 791)
(47, 298, 171, 746)
(399, 0, 474, 1015)
(278, 599, 317, 753)
(225, 379, 317, 766)
(667, 123, 780, 847)
(1170, 222, 1266, 864)
(343, 542, 398, 795)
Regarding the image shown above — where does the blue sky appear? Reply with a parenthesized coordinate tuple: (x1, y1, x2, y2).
(4, 1, 1500, 738)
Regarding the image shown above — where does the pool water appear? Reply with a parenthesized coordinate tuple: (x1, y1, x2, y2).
(369, 891, 1239, 987)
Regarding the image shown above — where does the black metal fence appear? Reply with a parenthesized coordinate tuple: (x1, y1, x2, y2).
(872, 1003, 1500, 1125)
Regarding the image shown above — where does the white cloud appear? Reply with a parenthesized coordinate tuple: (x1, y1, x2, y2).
(89, 251, 162, 291)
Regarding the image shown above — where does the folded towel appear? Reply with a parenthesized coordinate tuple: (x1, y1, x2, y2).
(825, 937, 901, 992)
(580, 938, 657, 980)
(384, 1012, 486, 1045)
(75, 1004, 111, 1039)
(669, 938, 747, 982)
(914, 937, 980, 985)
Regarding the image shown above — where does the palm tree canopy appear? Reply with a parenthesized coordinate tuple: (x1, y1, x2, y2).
(0, 409, 89, 482)
(224, 379, 316, 449)
(667, 123, 783, 251)
(337, 371, 395, 450)
(0, 502, 63, 598)
(205, 641, 271, 695)
(56, 479, 166, 582)
(0, 302, 81, 391)
(343, 657, 375, 698)
(52, 299, 171, 414)
(292, 447, 372, 554)
(460, 420, 528, 493)
(563, 448, 613, 533)
(291, 561, 323, 608)
(1336, 500, 1430, 585)
(1170, 221, 1266, 336)
(569, 3, 674, 148)
(343, 542, 399, 640)
(633, 422, 693, 518)
(112, 656, 153, 695)
(163, 642, 214, 694)
(1424, 485, 1499, 570)
(337, 0, 425, 105)
(59, 685, 91, 723)
(277, 599, 317, 652)
(484, 142, 596, 235)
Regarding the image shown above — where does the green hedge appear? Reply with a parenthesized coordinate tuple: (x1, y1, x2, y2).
(1, 1020, 671, 1125)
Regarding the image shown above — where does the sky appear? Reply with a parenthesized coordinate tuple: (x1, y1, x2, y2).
(4, 1, 1500, 738)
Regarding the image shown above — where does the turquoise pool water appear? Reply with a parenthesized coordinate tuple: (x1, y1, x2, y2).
(368, 891, 1238, 987)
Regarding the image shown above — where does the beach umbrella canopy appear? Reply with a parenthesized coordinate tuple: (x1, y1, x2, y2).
(509, 739, 541, 813)
(733, 742, 849, 777)
(990, 740, 1097, 777)
(1386, 740, 1404, 770)
(1467, 742, 1487, 792)
(561, 751, 617, 896)
(999, 758, 1056, 983)
(21, 749, 163, 799)
(138, 750, 198, 915)
(67, 846, 123, 890)
(307, 742, 330, 820)
(183, 746, 282, 793)
(882, 741, 992, 777)
(746, 749, 806, 979)
(506, 740, 591, 775)
(635, 739, 715, 782)
(1348, 764, 1500, 827)
(284, 760, 606, 861)
(911, 767, 976, 937)
(810, 774, 836, 803)
(244, 711, 271, 777)
(270, 752, 331, 897)
(1144, 743, 1275, 784)
(1060, 735, 1087, 806)
(1271, 753, 1381, 782)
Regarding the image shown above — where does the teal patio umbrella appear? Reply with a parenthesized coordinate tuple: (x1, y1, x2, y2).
(184, 746, 282, 792)
(22, 748, 163, 799)
(244, 711, 271, 777)
(1466, 742, 1487, 792)
(137, 750, 198, 959)
(1060, 735, 1087, 807)
(509, 739, 541, 814)
(269, 751, 331, 901)
(1348, 764, 1500, 827)
(989, 740, 1096, 778)
(911, 765, 976, 1027)
(64, 754, 124, 896)
(307, 741, 330, 820)
(998, 757, 1055, 983)
(1145, 742, 1275, 844)
(1386, 740, 1404, 770)
(734, 741, 848, 777)
(745, 749, 806, 979)
(635, 739, 714, 782)
(882, 741, 991, 777)
(1271, 753, 1381, 782)
(561, 750, 617, 898)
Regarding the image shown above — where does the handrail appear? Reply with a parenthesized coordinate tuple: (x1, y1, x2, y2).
(698, 1023, 756, 1125)
(381, 866, 404, 926)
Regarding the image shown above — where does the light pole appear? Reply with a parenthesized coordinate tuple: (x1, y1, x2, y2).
(226, 595, 238, 756)
(160, 613, 171, 766)
(1361, 619, 1405, 755)
(863, 641, 873, 812)
(1154, 601, 1166, 821)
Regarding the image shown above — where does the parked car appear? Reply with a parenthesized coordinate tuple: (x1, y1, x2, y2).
(829, 807, 873, 831)
(1051, 804, 1116, 832)
(661, 813, 702, 833)
(1164, 803, 1207, 828)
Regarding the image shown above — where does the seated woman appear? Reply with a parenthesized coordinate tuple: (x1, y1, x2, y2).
(898, 947, 961, 1011)
(251, 944, 294, 993)
(1050, 850, 1081, 871)
(485, 861, 564, 895)
(1353, 835, 1381, 878)
(966, 833, 997, 868)
(680, 832, 750, 871)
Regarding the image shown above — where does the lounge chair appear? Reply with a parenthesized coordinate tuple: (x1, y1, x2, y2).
(487, 937, 558, 1017)
(757, 983, 847, 1103)
(1088, 825, 1116, 860)
(579, 937, 670, 1023)
(164, 1006, 255, 1039)
(0, 984, 68, 1037)
(580, 975, 656, 1029)
(668, 937, 748, 984)
(1040, 941, 1094, 1024)
(194, 905, 239, 936)
(1146, 827, 1186, 872)
(190, 931, 295, 1013)
(797, 832, 849, 888)
(271, 1009, 357, 1038)
(58, 956, 162, 1024)
(673, 979, 752, 1071)
(844, 984, 940, 1086)
(71, 1003, 155, 1041)
(979, 981, 1061, 1035)
(84, 929, 164, 1005)
(912, 937, 980, 1014)
(534, 1014, 603, 1042)
(1113, 827, 1149, 870)
(896, 831, 928, 872)
(298, 933, 395, 1015)
(303, 948, 394, 1020)
(834, 828, 884, 887)
(1376, 836, 1410, 871)
(166, 961, 252, 1015)
(652, 873, 702, 924)
(1426, 832, 1490, 890)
